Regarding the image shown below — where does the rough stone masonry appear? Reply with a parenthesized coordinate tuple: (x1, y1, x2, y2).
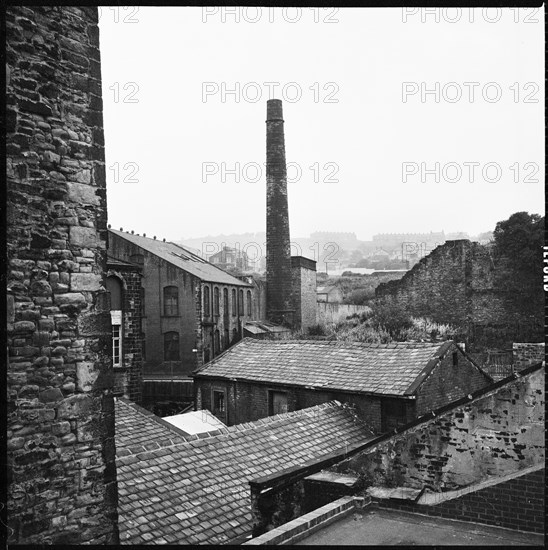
(266, 99, 294, 325)
(6, 6, 119, 544)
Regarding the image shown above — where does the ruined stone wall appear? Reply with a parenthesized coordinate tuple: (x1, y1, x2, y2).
(331, 367, 544, 493)
(376, 240, 543, 350)
(6, 6, 118, 544)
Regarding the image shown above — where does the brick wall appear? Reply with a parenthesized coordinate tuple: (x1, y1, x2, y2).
(513, 343, 544, 369)
(415, 346, 492, 416)
(331, 366, 544, 493)
(376, 240, 543, 350)
(377, 468, 544, 534)
(6, 6, 118, 544)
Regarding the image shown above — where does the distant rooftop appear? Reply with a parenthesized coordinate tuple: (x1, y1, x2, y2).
(108, 229, 251, 286)
(115, 399, 375, 544)
(194, 339, 464, 397)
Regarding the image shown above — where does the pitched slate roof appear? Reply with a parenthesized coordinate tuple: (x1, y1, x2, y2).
(194, 338, 457, 396)
(108, 229, 251, 286)
(115, 398, 374, 544)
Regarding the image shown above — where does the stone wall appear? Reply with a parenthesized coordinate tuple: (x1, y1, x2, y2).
(6, 6, 118, 544)
(331, 366, 544, 493)
(290, 257, 317, 332)
(376, 240, 543, 350)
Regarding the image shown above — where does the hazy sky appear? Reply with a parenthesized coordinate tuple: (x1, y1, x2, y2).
(99, 7, 544, 242)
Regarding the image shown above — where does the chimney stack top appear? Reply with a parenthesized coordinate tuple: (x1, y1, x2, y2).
(266, 99, 284, 121)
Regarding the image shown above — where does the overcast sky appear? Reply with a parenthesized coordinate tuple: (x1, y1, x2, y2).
(99, 7, 544, 242)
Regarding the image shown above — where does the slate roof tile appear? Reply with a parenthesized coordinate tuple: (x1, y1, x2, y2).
(116, 398, 374, 544)
(194, 338, 448, 395)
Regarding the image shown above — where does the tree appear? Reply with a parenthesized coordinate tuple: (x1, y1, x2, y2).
(493, 212, 544, 302)
(493, 212, 544, 272)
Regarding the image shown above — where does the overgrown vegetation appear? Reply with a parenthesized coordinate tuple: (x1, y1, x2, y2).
(307, 299, 462, 344)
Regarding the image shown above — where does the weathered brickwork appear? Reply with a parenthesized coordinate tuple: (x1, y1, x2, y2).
(291, 256, 317, 331)
(376, 240, 543, 350)
(377, 468, 544, 534)
(266, 99, 293, 325)
(513, 342, 544, 369)
(332, 367, 544, 493)
(6, 6, 118, 544)
(415, 347, 492, 416)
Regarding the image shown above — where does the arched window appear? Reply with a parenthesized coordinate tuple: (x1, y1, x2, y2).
(247, 290, 252, 316)
(213, 287, 220, 316)
(164, 286, 178, 316)
(164, 332, 180, 361)
(203, 285, 210, 316)
(231, 289, 236, 316)
(224, 329, 229, 350)
(238, 289, 244, 316)
(106, 276, 123, 311)
(223, 288, 229, 314)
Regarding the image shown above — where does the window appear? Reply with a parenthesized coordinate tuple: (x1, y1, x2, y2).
(231, 289, 236, 316)
(214, 330, 220, 355)
(213, 287, 220, 316)
(268, 391, 288, 416)
(232, 328, 238, 344)
(238, 289, 244, 316)
(107, 276, 123, 368)
(112, 324, 121, 367)
(247, 290, 252, 316)
(212, 390, 226, 417)
(223, 288, 229, 315)
(106, 276, 122, 310)
(224, 329, 229, 350)
(452, 351, 458, 367)
(164, 331, 180, 361)
(203, 285, 210, 316)
(163, 286, 178, 316)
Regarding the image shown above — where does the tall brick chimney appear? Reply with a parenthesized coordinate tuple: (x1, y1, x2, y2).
(266, 99, 293, 325)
